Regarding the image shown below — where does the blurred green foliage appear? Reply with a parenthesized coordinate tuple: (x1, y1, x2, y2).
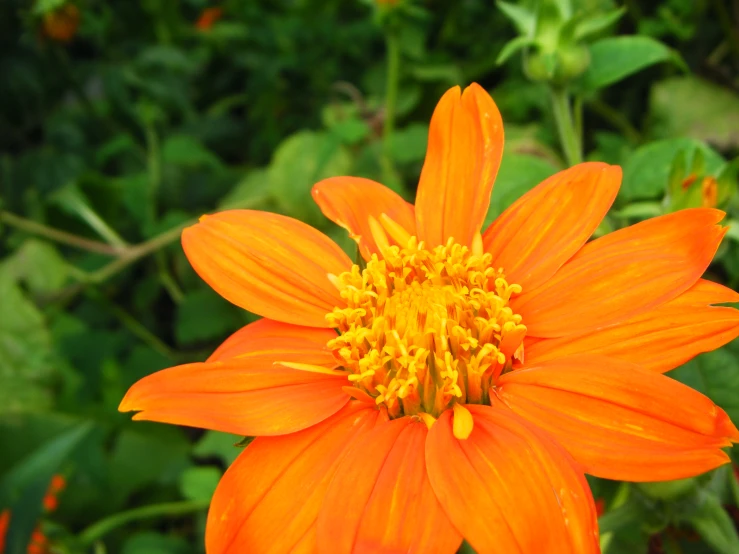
(1, 0, 739, 553)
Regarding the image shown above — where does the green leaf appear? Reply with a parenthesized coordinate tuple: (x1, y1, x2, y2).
(670, 342, 739, 424)
(599, 496, 652, 554)
(0, 271, 54, 413)
(108, 425, 191, 505)
(175, 288, 245, 346)
(573, 8, 625, 41)
(612, 202, 663, 220)
(650, 77, 739, 150)
(408, 63, 463, 85)
(218, 168, 271, 210)
(31, 0, 66, 15)
(162, 135, 222, 169)
(178, 466, 221, 501)
(122, 532, 192, 554)
(268, 130, 352, 227)
(637, 478, 697, 501)
(1, 239, 69, 295)
(0, 422, 92, 554)
(496, 36, 536, 65)
(682, 490, 739, 554)
(620, 138, 724, 201)
(580, 36, 679, 92)
(483, 153, 559, 226)
(497, 1, 536, 36)
(330, 119, 371, 145)
(192, 430, 242, 466)
(387, 123, 429, 165)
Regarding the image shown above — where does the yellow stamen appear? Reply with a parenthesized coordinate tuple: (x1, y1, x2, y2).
(417, 412, 437, 430)
(471, 231, 484, 257)
(275, 361, 345, 376)
(368, 215, 391, 254)
(452, 403, 474, 440)
(379, 213, 412, 246)
(326, 235, 524, 419)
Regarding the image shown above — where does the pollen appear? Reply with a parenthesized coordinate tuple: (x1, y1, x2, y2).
(326, 229, 526, 420)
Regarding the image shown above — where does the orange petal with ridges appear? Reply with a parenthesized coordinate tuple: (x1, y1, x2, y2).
(513, 208, 727, 338)
(666, 278, 739, 306)
(426, 405, 599, 554)
(415, 83, 504, 248)
(206, 403, 379, 554)
(317, 417, 462, 554)
(182, 210, 351, 327)
(208, 318, 337, 363)
(496, 356, 739, 481)
(119, 328, 349, 436)
(525, 285, 739, 373)
(483, 162, 621, 291)
(312, 176, 416, 260)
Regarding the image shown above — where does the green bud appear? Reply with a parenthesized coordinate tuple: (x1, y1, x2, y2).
(556, 44, 590, 81)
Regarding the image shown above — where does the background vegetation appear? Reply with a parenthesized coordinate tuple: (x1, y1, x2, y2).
(1, 0, 739, 552)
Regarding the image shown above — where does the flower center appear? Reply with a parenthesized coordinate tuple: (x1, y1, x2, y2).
(326, 235, 526, 420)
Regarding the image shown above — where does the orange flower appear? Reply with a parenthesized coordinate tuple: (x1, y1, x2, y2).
(41, 3, 80, 43)
(195, 7, 223, 31)
(0, 510, 8, 553)
(42, 475, 66, 512)
(702, 176, 719, 208)
(120, 83, 739, 553)
(0, 511, 49, 554)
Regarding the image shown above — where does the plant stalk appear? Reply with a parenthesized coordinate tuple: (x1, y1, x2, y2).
(78, 499, 210, 546)
(0, 211, 121, 256)
(550, 86, 583, 166)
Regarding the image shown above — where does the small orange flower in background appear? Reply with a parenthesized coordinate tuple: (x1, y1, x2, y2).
(1, 475, 65, 554)
(41, 3, 80, 43)
(120, 83, 739, 553)
(195, 7, 223, 31)
(702, 176, 719, 208)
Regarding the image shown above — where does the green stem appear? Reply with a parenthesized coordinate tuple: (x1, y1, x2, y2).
(86, 288, 178, 360)
(78, 499, 210, 546)
(144, 121, 184, 303)
(156, 252, 186, 304)
(549, 86, 582, 166)
(0, 211, 121, 255)
(73, 194, 270, 286)
(381, 27, 401, 183)
(82, 223, 187, 285)
(70, 200, 129, 248)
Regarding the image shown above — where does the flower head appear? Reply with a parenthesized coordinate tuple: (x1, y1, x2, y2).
(120, 83, 739, 553)
(195, 7, 223, 31)
(41, 3, 80, 43)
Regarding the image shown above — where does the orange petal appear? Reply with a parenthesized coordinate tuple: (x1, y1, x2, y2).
(316, 417, 462, 554)
(666, 278, 739, 306)
(206, 403, 380, 554)
(119, 326, 349, 435)
(182, 210, 351, 327)
(426, 405, 599, 554)
(312, 176, 416, 260)
(483, 162, 621, 291)
(415, 83, 504, 248)
(496, 356, 739, 481)
(525, 283, 739, 373)
(513, 208, 727, 338)
(208, 318, 337, 363)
